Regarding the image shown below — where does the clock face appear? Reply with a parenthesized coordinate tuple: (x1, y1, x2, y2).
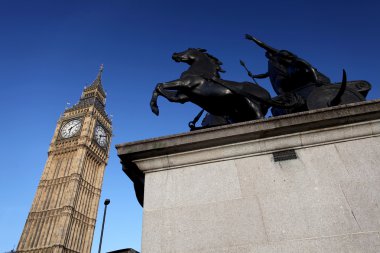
(60, 119, 82, 139)
(94, 125, 108, 147)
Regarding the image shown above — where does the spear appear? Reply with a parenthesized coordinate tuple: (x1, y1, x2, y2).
(240, 59, 259, 85)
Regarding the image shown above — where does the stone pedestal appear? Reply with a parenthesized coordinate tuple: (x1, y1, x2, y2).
(116, 100, 380, 253)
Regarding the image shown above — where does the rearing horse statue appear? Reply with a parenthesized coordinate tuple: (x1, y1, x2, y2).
(150, 48, 297, 123)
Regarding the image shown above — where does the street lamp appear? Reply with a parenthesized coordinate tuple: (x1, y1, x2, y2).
(98, 199, 110, 253)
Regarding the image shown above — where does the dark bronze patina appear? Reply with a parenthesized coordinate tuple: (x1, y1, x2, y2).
(150, 48, 300, 125)
(150, 36, 371, 128)
(244, 34, 371, 116)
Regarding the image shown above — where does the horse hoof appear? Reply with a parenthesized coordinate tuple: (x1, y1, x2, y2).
(151, 107, 159, 116)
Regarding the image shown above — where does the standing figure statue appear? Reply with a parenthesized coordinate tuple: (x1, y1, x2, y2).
(150, 48, 300, 124)
(244, 34, 371, 116)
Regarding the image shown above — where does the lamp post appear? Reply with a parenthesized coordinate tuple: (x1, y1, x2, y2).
(98, 199, 110, 253)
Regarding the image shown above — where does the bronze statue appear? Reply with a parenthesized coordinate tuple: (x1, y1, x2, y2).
(150, 36, 372, 128)
(150, 48, 299, 124)
(244, 34, 371, 116)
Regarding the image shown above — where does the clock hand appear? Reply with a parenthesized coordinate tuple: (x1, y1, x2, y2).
(69, 123, 80, 133)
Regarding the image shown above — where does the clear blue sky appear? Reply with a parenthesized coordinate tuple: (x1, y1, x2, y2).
(0, 1, 379, 252)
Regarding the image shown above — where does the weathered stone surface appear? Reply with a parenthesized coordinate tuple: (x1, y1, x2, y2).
(142, 197, 267, 253)
(116, 100, 380, 252)
(250, 232, 380, 253)
(258, 184, 360, 241)
(335, 137, 380, 181)
(144, 160, 242, 211)
(124, 119, 380, 172)
(340, 180, 380, 231)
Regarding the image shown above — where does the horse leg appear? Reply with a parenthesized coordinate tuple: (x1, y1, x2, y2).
(162, 91, 189, 103)
(157, 77, 201, 103)
(150, 81, 190, 115)
(150, 88, 161, 115)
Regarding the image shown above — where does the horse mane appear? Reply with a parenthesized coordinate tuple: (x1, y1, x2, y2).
(195, 48, 226, 73)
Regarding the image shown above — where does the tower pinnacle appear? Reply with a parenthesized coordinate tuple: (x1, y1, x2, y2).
(90, 64, 105, 88)
(81, 65, 106, 100)
(65, 66, 110, 123)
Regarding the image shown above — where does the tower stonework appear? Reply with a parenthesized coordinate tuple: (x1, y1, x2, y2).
(17, 67, 112, 253)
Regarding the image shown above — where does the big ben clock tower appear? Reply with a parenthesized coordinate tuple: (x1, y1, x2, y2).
(17, 66, 112, 253)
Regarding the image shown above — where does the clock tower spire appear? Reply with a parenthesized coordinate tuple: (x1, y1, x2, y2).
(17, 66, 112, 253)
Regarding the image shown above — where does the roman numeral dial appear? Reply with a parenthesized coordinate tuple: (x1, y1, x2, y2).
(60, 119, 82, 138)
(94, 125, 108, 147)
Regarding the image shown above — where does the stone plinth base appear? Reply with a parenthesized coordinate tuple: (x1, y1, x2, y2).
(116, 100, 380, 253)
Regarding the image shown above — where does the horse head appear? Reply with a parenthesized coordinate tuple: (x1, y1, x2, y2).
(172, 48, 207, 63)
(172, 48, 225, 77)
